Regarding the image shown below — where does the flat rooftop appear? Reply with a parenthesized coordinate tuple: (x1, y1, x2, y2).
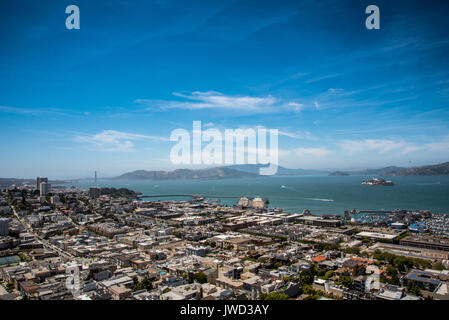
(356, 231, 397, 240)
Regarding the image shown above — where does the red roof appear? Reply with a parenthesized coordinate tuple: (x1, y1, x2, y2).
(312, 256, 327, 263)
(351, 257, 374, 264)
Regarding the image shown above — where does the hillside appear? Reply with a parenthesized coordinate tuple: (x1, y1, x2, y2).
(346, 162, 449, 176)
(348, 166, 406, 176)
(112, 167, 258, 180)
(385, 162, 449, 176)
(226, 164, 328, 176)
(0, 178, 78, 188)
(329, 171, 349, 176)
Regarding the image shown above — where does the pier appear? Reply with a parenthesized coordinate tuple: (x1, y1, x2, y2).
(355, 210, 395, 214)
(138, 194, 241, 199)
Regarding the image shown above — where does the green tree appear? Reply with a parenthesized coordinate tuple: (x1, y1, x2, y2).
(406, 281, 422, 296)
(6, 282, 14, 291)
(432, 262, 446, 271)
(336, 276, 353, 288)
(260, 292, 289, 300)
(299, 269, 314, 286)
(273, 262, 282, 269)
(193, 272, 207, 284)
(134, 277, 153, 291)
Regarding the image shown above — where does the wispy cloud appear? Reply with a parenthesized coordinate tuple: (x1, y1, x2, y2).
(278, 129, 316, 140)
(203, 122, 215, 128)
(338, 139, 408, 155)
(135, 91, 304, 114)
(75, 130, 168, 152)
(234, 125, 315, 141)
(295, 147, 331, 158)
(426, 135, 449, 152)
(305, 73, 339, 84)
(0, 105, 68, 116)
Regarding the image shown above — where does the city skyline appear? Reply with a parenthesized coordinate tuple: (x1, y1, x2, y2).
(1, 0, 449, 178)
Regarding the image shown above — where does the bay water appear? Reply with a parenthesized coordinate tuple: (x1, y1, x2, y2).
(72, 175, 449, 215)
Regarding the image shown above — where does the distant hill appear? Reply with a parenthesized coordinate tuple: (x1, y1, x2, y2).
(347, 166, 406, 176)
(0, 178, 33, 188)
(0, 178, 77, 188)
(97, 187, 142, 198)
(384, 162, 449, 176)
(329, 171, 349, 176)
(113, 162, 449, 181)
(226, 164, 329, 176)
(112, 167, 258, 180)
(345, 162, 449, 176)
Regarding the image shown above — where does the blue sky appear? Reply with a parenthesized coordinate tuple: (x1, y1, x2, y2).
(1, 0, 449, 178)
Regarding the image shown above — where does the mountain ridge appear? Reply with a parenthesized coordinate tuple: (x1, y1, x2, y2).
(225, 164, 328, 176)
(110, 161, 449, 180)
(110, 167, 258, 180)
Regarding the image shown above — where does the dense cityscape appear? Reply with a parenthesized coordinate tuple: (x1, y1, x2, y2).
(1, 177, 449, 301)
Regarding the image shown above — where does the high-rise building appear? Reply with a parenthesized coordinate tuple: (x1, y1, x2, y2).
(89, 187, 101, 199)
(0, 218, 9, 237)
(35, 177, 48, 190)
(40, 182, 51, 196)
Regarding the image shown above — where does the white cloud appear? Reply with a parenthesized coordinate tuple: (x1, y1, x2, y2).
(135, 91, 304, 114)
(328, 88, 344, 93)
(285, 102, 304, 112)
(295, 147, 331, 158)
(425, 136, 449, 152)
(305, 73, 339, 84)
(278, 130, 316, 140)
(203, 122, 214, 128)
(75, 130, 168, 152)
(399, 145, 423, 155)
(338, 139, 409, 155)
(0, 105, 68, 116)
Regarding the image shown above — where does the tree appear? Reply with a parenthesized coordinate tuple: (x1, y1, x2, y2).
(299, 269, 314, 286)
(432, 262, 446, 271)
(406, 281, 422, 296)
(134, 277, 153, 291)
(273, 262, 282, 269)
(386, 265, 398, 276)
(6, 282, 14, 291)
(336, 276, 353, 288)
(193, 272, 207, 284)
(324, 270, 334, 280)
(260, 292, 289, 300)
